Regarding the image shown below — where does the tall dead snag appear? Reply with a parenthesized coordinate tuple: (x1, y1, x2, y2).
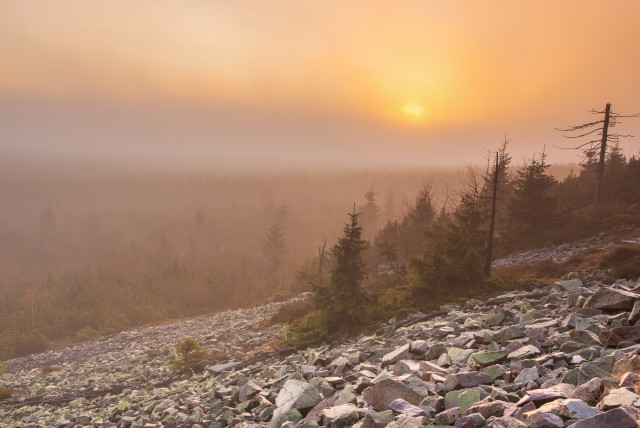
(557, 103, 638, 206)
(484, 151, 500, 278)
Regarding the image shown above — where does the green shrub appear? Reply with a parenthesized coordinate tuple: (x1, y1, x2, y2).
(75, 326, 99, 341)
(268, 300, 311, 326)
(0, 387, 11, 401)
(16, 329, 49, 356)
(285, 316, 335, 348)
(169, 337, 211, 372)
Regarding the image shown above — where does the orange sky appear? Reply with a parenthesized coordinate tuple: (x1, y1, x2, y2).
(1, 1, 639, 168)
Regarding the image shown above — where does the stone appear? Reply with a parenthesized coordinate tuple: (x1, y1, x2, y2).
(507, 345, 541, 360)
(584, 288, 640, 310)
(537, 398, 599, 419)
(434, 407, 460, 425)
(454, 413, 485, 428)
(517, 383, 575, 405)
(513, 366, 539, 384)
(599, 326, 640, 347)
(445, 372, 493, 391)
(619, 371, 640, 388)
(393, 360, 420, 376)
(321, 404, 360, 427)
(483, 364, 507, 381)
(448, 347, 474, 365)
(612, 354, 640, 376)
(388, 399, 427, 417)
(570, 377, 603, 405)
(628, 300, 640, 325)
(561, 363, 611, 386)
(570, 406, 638, 428)
(270, 379, 322, 428)
(385, 415, 423, 428)
(362, 379, 423, 411)
(382, 344, 411, 366)
(470, 351, 508, 367)
(361, 410, 394, 428)
(409, 340, 430, 354)
(482, 308, 506, 327)
(598, 387, 640, 410)
(457, 388, 489, 413)
(493, 325, 525, 343)
(525, 410, 564, 428)
(335, 388, 358, 406)
(570, 329, 602, 346)
(427, 343, 448, 360)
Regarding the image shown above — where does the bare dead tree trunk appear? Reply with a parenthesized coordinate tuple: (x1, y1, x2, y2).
(484, 151, 499, 278)
(594, 102, 611, 206)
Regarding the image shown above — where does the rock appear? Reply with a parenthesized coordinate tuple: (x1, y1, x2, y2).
(426, 343, 448, 360)
(570, 329, 602, 346)
(361, 410, 394, 428)
(388, 399, 427, 417)
(448, 347, 474, 365)
(362, 379, 423, 411)
(537, 398, 600, 419)
(628, 300, 640, 325)
(584, 288, 640, 310)
(570, 377, 603, 405)
(599, 326, 640, 347)
(514, 366, 539, 384)
(612, 354, 640, 376)
(454, 412, 485, 428)
(570, 406, 638, 428)
(409, 340, 430, 354)
(525, 410, 565, 428)
(434, 407, 460, 425)
(445, 371, 493, 391)
(598, 387, 640, 410)
(518, 383, 575, 405)
(507, 345, 541, 360)
(270, 379, 322, 428)
(321, 404, 360, 427)
(385, 415, 423, 428)
(393, 360, 420, 376)
(382, 344, 411, 366)
(493, 325, 525, 343)
(470, 350, 508, 367)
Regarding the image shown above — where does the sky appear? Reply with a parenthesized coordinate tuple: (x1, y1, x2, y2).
(1, 1, 639, 169)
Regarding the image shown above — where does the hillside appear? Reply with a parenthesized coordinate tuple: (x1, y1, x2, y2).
(2, 261, 640, 427)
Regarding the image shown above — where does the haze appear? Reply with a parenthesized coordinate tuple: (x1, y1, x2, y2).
(1, 1, 639, 168)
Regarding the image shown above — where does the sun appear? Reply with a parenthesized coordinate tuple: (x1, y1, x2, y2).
(402, 103, 425, 123)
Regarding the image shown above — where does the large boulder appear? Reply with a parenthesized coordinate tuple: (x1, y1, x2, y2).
(584, 288, 640, 310)
(269, 379, 322, 428)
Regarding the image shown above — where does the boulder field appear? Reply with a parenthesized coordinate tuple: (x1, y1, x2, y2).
(3, 278, 640, 427)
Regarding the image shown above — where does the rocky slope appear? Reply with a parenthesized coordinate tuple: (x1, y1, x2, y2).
(3, 275, 640, 427)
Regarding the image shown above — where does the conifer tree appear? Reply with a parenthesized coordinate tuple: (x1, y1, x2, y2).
(312, 207, 369, 334)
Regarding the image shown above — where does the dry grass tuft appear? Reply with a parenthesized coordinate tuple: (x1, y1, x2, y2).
(39, 365, 62, 378)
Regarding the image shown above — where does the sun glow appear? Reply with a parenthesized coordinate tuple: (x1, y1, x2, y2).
(402, 103, 425, 123)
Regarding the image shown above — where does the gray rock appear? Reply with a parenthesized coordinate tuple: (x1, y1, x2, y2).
(362, 379, 423, 411)
(445, 372, 492, 391)
(570, 406, 638, 428)
(388, 399, 427, 417)
(382, 344, 411, 366)
(525, 410, 565, 428)
(584, 288, 640, 310)
(598, 387, 640, 410)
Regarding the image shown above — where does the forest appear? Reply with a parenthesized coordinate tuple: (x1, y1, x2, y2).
(0, 138, 639, 360)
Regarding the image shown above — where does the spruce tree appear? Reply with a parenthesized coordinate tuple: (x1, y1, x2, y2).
(312, 207, 369, 334)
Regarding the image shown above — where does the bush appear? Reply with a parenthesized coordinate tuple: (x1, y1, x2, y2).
(0, 362, 6, 376)
(599, 245, 640, 279)
(39, 365, 62, 378)
(75, 326, 99, 341)
(268, 300, 311, 326)
(285, 316, 335, 348)
(0, 387, 11, 401)
(169, 337, 211, 372)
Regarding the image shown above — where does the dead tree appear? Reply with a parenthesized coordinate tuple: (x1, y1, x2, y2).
(556, 103, 638, 205)
(484, 151, 500, 277)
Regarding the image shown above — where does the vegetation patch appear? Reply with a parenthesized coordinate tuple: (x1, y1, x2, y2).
(0, 387, 12, 401)
(598, 245, 640, 279)
(169, 337, 213, 373)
